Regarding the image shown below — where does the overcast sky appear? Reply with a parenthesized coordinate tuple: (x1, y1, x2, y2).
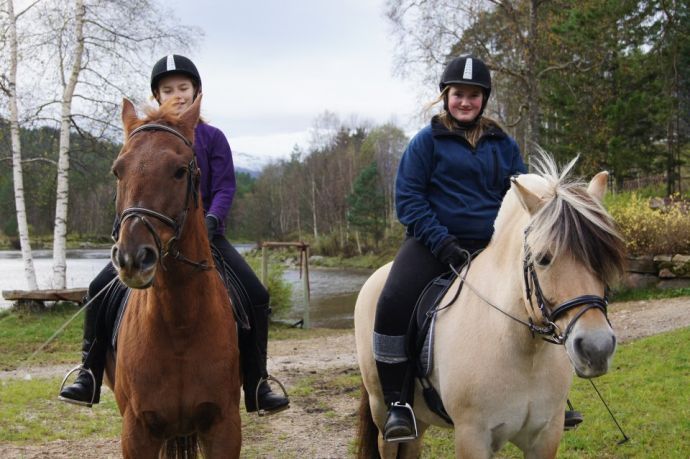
(165, 0, 423, 167)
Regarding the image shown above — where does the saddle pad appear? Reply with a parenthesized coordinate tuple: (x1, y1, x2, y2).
(110, 286, 131, 351)
(413, 271, 456, 376)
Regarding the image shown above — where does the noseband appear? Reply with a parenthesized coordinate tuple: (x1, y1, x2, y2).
(522, 230, 610, 345)
(112, 123, 211, 271)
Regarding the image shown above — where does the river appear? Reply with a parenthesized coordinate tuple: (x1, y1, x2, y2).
(0, 248, 373, 328)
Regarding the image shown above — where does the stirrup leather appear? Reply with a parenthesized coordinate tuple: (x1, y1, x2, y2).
(384, 402, 419, 443)
(255, 374, 290, 417)
(57, 365, 98, 407)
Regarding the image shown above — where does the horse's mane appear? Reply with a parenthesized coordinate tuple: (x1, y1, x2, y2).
(523, 153, 627, 285)
(130, 99, 186, 130)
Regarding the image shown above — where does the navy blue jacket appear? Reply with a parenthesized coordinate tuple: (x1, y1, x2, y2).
(395, 116, 526, 254)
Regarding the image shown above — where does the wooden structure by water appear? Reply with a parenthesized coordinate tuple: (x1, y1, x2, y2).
(2, 288, 87, 307)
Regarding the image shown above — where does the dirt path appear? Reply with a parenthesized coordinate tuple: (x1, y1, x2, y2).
(2, 297, 689, 458)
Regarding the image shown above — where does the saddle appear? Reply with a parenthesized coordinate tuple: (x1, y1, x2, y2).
(403, 265, 468, 425)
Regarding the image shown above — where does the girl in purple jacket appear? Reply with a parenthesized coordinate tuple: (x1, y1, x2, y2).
(59, 55, 289, 415)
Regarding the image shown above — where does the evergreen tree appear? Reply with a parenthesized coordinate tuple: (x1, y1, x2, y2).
(347, 163, 385, 248)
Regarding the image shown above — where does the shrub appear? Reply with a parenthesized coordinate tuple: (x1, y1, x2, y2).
(606, 192, 690, 256)
(245, 254, 293, 316)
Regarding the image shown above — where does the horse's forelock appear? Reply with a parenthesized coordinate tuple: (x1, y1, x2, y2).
(525, 162, 627, 285)
(137, 99, 183, 129)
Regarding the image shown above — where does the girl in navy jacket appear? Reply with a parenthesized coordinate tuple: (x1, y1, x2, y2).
(374, 55, 526, 442)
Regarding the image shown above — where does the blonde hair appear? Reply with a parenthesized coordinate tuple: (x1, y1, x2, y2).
(424, 87, 501, 148)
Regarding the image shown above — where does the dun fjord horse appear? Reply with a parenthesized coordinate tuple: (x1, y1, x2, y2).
(104, 96, 241, 458)
(355, 154, 627, 458)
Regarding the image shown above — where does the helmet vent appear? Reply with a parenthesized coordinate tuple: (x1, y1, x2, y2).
(462, 58, 473, 80)
(166, 54, 176, 71)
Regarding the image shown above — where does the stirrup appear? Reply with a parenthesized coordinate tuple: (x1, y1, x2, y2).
(57, 365, 97, 407)
(384, 402, 418, 443)
(255, 374, 290, 417)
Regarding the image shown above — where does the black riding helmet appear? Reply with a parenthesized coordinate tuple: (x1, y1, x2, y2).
(150, 54, 202, 99)
(439, 55, 491, 117)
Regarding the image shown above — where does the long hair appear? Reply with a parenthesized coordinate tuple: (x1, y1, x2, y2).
(424, 87, 502, 148)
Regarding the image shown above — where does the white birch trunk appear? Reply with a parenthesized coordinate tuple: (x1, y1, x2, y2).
(51, 0, 85, 289)
(7, 0, 38, 290)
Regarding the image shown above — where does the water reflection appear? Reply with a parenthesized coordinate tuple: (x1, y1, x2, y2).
(0, 248, 374, 328)
(280, 269, 373, 329)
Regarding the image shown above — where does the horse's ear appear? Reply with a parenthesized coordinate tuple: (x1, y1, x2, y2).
(179, 94, 202, 139)
(121, 99, 138, 138)
(511, 176, 545, 215)
(587, 171, 608, 203)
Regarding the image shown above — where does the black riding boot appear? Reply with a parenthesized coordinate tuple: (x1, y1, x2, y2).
(376, 360, 417, 442)
(240, 303, 290, 414)
(58, 296, 105, 407)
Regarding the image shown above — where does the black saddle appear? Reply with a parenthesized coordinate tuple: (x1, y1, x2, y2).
(402, 253, 477, 425)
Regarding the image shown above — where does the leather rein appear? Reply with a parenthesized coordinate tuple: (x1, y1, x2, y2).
(111, 123, 212, 271)
(453, 228, 610, 345)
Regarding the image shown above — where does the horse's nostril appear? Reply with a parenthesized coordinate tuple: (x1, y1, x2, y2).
(138, 246, 158, 269)
(573, 337, 584, 356)
(111, 246, 124, 269)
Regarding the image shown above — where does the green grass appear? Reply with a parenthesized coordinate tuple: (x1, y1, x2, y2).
(0, 377, 121, 442)
(0, 303, 84, 371)
(422, 326, 690, 458)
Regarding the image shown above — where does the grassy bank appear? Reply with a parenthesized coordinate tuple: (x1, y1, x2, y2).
(1, 295, 689, 456)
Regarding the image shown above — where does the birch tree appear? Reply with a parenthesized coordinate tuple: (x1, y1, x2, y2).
(2, 0, 40, 290)
(50, 0, 84, 288)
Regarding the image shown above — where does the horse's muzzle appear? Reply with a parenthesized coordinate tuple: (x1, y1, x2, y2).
(566, 324, 616, 378)
(111, 243, 158, 289)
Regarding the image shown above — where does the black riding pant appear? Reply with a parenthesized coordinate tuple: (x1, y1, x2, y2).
(373, 236, 487, 403)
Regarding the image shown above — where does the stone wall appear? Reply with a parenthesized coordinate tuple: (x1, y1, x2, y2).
(625, 255, 690, 290)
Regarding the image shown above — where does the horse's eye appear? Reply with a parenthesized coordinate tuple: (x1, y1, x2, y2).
(536, 253, 552, 266)
(174, 167, 187, 179)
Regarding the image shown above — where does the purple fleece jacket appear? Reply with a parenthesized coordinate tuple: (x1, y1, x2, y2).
(193, 122, 236, 235)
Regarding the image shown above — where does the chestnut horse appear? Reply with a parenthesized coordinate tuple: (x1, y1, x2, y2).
(104, 96, 241, 458)
(355, 154, 627, 458)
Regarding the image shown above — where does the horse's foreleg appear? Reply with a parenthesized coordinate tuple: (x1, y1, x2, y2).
(454, 424, 493, 459)
(522, 424, 561, 459)
(120, 408, 164, 459)
(198, 411, 242, 459)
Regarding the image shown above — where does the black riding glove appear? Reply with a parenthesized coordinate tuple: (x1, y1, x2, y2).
(435, 237, 467, 268)
(205, 214, 219, 242)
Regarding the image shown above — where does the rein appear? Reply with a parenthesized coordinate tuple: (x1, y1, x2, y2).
(112, 123, 211, 271)
(449, 228, 610, 346)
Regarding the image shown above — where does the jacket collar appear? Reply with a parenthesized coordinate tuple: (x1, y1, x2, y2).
(430, 115, 506, 142)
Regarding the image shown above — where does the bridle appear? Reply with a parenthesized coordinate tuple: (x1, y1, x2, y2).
(111, 123, 211, 271)
(521, 229, 610, 345)
(453, 228, 610, 345)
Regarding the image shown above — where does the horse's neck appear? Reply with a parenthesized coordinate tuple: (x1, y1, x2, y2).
(150, 213, 216, 328)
